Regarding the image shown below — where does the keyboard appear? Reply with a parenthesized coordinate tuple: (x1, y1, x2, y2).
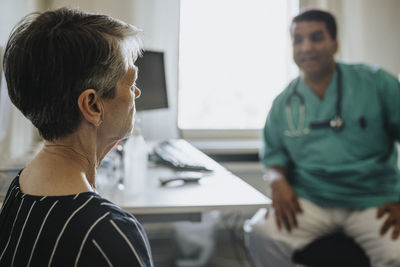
(153, 140, 213, 172)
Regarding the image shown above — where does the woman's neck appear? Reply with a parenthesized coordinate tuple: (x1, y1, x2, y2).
(19, 123, 120, 196)
(43, 141, 98, 189)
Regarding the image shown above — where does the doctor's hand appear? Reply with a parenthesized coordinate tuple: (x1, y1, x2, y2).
(269, 178, 303, 232)
(377, 202, 400, 240)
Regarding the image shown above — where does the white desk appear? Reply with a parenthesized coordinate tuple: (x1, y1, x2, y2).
(106, 140, 271, 222)
(0, 140, 271, 223)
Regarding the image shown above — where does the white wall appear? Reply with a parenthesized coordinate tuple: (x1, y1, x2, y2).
(1, 0, 400, 166)
(340, 0, 400, 76)
(301, 0, 400, 77)
(0, 0, 45, 46)
(130, 0, 180, 141)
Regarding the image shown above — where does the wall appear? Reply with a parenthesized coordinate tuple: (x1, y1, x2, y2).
(301, 0, 400, 76)
(1, 0, 400, 166)
(130, 0, 180, 141)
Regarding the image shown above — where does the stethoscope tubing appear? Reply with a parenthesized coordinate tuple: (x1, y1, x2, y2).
(285, 65, 344, 135)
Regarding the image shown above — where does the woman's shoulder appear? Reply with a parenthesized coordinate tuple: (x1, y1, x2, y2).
(89, 195, 139, 224)
(79, 195, 153, 266)
(46, 193, 152, 266)
(76, 194, 147, 244)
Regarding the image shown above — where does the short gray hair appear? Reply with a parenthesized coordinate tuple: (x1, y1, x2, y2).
(82, 23, 143, 99)
(3, 8, 143, 140)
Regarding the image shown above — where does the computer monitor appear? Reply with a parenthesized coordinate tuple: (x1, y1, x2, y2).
(135, 51, 168, 111)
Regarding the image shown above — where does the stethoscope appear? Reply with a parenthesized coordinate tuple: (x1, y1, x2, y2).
(284, 66, 344, 137)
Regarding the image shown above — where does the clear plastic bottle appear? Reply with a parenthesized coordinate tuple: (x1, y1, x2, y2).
(97, 142, 124, 198)
(123, 118, 148, 197)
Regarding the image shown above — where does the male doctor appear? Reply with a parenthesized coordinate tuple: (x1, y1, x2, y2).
(245, 9, 400, 266)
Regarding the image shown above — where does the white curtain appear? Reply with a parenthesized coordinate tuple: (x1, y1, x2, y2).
(0, 0, 45, 170)
(0, 62, 39, 170)
(0, 55, 10, 142)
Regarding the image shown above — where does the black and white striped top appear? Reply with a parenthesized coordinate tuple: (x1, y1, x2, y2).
(0, 173, 153, 267)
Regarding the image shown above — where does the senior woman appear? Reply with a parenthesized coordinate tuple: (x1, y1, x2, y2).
(0, 8, 153, 266)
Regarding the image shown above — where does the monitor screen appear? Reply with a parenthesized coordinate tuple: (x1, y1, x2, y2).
(135, 51, 168, 111)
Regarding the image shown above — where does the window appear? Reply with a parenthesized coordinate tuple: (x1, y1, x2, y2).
(178, 0, 299, 139)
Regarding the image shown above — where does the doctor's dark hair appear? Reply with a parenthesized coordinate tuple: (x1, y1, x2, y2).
(3, 8, 142, 141)
(291, 9, 337, 40)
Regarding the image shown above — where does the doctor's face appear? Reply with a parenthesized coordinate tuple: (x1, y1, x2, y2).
(291, 21, 338, 78)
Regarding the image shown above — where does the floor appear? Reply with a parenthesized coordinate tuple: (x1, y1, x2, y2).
(149, 228, 252, 267)
(145, 212, 254, 267)
(146, 161, 265, 267)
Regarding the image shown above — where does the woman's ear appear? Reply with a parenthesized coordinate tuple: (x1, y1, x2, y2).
(77, 89, 103, 127)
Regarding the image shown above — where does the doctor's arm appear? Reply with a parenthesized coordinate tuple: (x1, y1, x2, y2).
(264, 166, 303, 232)
(376, 69, 400, 240)
(377, 203, 400, 240)
(261, 102, 302, 232)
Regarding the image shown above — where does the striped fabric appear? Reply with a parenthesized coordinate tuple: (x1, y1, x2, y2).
(0, 174, 153, 267)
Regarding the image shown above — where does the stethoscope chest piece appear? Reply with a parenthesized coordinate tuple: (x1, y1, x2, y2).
(329, 116, 345, 131)
(284, 65, 345, 136)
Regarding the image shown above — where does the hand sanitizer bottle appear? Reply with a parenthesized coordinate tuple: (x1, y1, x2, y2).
(123, 118, 148, 197)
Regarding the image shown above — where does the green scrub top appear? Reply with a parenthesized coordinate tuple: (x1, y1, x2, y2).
(261, 63, 400, 209)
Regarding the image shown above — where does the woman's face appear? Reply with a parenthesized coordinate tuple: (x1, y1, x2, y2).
(101, 66, 141, 141)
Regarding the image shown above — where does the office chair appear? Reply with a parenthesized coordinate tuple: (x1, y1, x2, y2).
(292, 231, 370, 267)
